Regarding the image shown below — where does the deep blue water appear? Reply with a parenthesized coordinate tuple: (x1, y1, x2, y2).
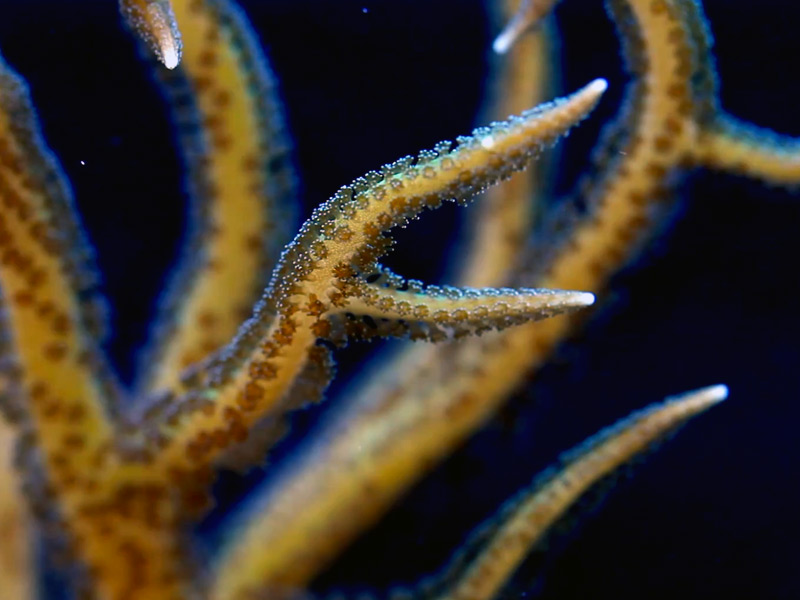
(0, 1, 799, 598)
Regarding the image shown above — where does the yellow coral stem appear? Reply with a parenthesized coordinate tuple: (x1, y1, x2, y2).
(461, 2, 554, 288)
(694, 118, 800, 186)
(140, 0, 296, 395)
(206, 0, 735, 589)
(435, 385, 727, 600)
(208, 79, 608, 598)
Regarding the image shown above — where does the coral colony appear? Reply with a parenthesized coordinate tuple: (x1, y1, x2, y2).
(0, 0, 796, 598)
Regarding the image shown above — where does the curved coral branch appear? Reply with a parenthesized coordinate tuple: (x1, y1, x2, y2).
(460, 1, 556, 288)
(694, 116, 800, 185)
(147, 78, 607, 478)
(137, 0, 297, 396)
(431, 385, 727, 600)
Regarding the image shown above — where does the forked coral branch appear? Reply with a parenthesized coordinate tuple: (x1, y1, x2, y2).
(0, 1, 793, 599)
(212, 0, 800, 593)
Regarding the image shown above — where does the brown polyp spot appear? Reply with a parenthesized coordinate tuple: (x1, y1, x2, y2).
(66, 403, 86, 423)
(311, 319, 331, 338)
(13, 289, 33, 306)
(197, 310, 218, 330)
(43, 341, 68, 361)
(645, 162, 667, 178)
(213, 134, 233, 150)
(362, 222, 381, 240)
(327, 291, 346, 308)
(628, 190, 647, 206)
(42, 401, 61, 420)
(653, 135, 674, 153)
(334, 226, 353, 242)
(185, 441, 204, 463)
(260, 340, 279, 357)
(248, 360, 277, 380)
(51, 312, 71, 335)
(376, 213, 393, 230)
(239, 381, 265, 410)
(389, 196, 407, 214)
(211, 429, 229, 448)
(213, 90, 231, 108)
(63, 433, 85, 450)
(413, 304, 430, 319)
(198, 50, 217, 68)
(228, 419, 248, 442)
(306, 297, 326, 317)
(649, 0, 668, 15)
(192, 75, 213, 93)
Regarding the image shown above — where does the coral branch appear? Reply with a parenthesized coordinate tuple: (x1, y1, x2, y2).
(695, 116, 800, 185)
(460, 2, 556, 288)
(492, 0, 558, 55)
(138, 0, 297, 395)
(431, 385, 727, 600)
(208, 0, 800, 590)
(340, 278, 594, 342)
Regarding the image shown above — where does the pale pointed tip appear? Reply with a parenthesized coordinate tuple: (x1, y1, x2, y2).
(492, 30, 515, 55)
(669, 384, 729, 414)
(553, 290, 595, 308)
(573, 291, 596, 307)
(160, 42, 180, 70)
(691, 384, 729, 405)
(587, 78, 609, 96)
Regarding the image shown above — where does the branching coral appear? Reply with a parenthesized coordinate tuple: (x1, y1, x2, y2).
(0, 0, 796, 599)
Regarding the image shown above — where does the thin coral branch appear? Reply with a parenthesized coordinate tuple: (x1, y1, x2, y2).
(339, 276, 594, 343)
(492, 0, 558, 55)
(137, 0, 297, 396)
(430, 385, 727, 600)
(461, 1, 556, 288)
(694, 116, 800, 185)
(120, 0, 184, 69)
(0, 55, 173, 599)
(147, 78, 607, 479)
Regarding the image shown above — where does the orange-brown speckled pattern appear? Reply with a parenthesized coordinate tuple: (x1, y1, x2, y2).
(138, 0, 296, 396)
(146, 80, 605, 478)
(210, 2, 800, 596)
(433, 386, 726, 600)
(2, 1, 799, 599)
(0, 7, 605, 597)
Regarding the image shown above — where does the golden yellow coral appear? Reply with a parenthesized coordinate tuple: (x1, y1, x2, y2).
(0, 1, 795, 599)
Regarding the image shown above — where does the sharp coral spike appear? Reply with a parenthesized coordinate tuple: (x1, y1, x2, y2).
(493, 0, 558, 54)
(148, 78, 607, 479)
(433, 385, 727, 600)
(120, 0, 184, 69)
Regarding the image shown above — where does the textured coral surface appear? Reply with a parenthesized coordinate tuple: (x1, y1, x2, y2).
(0, 1, 798, 598)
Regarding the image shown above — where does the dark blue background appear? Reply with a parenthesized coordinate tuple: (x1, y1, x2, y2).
(0, 1, 798, 598)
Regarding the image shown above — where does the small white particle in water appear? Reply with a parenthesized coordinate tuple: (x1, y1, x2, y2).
(79, 160, 86, 166)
